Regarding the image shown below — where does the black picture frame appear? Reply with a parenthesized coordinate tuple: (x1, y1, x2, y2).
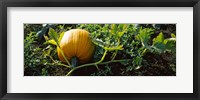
(0, 0, 199, 100)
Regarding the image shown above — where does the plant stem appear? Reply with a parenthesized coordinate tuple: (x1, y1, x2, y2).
(95, 50, 107, 64)
(66, 59, 131, 76)
(66, 38, 125, 76)
(111, 50, 118, 60)
(66, 50, 107, 76)
(57, 63, 71, 68)
(48, 55, 56, 63)
(48, 56, 71, 68)
(111, 39, 120, 60)
(57, 46, 71, 67)
(46, 63, 71, 68)
(95, 64, 100, 70)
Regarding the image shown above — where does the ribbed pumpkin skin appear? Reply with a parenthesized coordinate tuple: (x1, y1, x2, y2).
(57, 29, 95, 63)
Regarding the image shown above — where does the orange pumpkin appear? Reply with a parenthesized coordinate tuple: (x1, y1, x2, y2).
(57, 29, 95, 67)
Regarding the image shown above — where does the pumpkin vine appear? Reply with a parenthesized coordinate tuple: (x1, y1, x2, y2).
(47, 28, 131, 76)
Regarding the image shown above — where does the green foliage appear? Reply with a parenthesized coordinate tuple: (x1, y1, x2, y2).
(24, 26, 70, 76)
(24, 32, 48, 75)
(152, 32, 176, 54)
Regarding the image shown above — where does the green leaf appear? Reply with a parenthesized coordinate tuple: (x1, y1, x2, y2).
(137, 28, 154, 47)
(164, 38, 176, 52)
(153, 32, 164, 44)
(152, 32, 165, 53)
(110, 24, 118, 35)
(123, 24, 128, 31)
(48, 28, 59, 45)
(171, 33, 176, 38)
(118, 24, 123, 31)
(58, 31, 65, 43)
(135, 56, 142, 66)
(152, 44, 165, 54)
(43, 48, 51, 57)
(118, 32, 124, 38)
(93, 38, 107, 48)
(47, 39, 57, 45)
(58, 24, 64, 29)
(152, 32, 176, 53)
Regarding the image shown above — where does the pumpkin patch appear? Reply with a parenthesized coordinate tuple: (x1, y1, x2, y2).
(24, 24, 176, 76)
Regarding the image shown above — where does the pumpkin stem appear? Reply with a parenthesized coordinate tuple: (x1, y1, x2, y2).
(71, 56, 78, 67)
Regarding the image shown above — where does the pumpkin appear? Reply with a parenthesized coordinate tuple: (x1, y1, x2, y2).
(57, 29, 95, 67)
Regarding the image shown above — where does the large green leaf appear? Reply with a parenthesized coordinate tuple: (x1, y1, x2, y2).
(137, 28, 154, 47)
(152, 32, 176, 53)
(152, 32, 165, 53)
(48, 28, 59, 46)
(164, 38, 176, 52)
